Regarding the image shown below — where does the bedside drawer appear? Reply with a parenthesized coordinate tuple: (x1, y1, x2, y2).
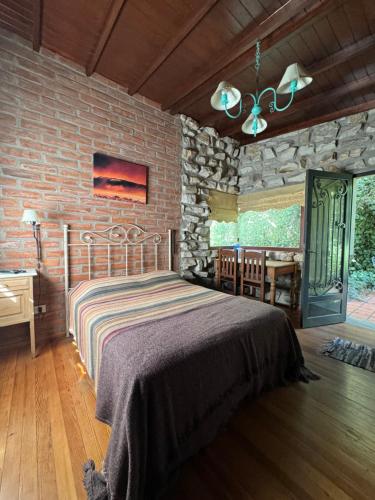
(0, 277, 30, 291)
(0, 290, 28, 326)
(0, 269, 36, 357)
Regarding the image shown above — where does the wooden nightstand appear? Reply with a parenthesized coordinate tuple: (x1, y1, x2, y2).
(0, 269, 37, 357)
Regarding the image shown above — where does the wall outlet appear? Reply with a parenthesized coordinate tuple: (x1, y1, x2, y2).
(34, 304, 46, 314)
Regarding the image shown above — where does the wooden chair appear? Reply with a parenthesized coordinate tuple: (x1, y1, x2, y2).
(216, 248, 238, 295)
(240, 250, 266, 302)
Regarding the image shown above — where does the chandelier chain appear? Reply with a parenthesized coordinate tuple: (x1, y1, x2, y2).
(255, 40, 261, 92)
(255, 40, 261, 74)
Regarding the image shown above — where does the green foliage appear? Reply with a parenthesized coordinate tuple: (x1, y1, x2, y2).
(348, 270, 375, 300)
(351, 176, 375, 272)
(209, 221, 238, 247)
(349, 176, 375, 299)
(209, 204, 301, 248)
(238, 204, 301, 247)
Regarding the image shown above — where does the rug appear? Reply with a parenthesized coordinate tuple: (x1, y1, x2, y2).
(321, 337, 375, 372)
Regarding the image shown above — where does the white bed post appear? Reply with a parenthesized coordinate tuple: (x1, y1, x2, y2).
(140, 244, 144, 274)
(63, 224, 70, 337)
(168, 229, 173, 271)
(107, 244, 111, 276)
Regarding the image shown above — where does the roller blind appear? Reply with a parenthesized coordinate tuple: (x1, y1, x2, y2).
(208, 190, 238, 222)
(238, 183, 305, 213)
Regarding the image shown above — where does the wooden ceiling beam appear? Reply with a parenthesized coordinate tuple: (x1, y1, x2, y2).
(236, 98, 375, 145)
(307, 32, 375, 75)
(86, 0, 128, 77)
(128, 0, 220, 96)
(222, 73, 375, 138)
(32, 0, 43, 51)
(163, 0, 335, 113)
(207, 32, 375, 130)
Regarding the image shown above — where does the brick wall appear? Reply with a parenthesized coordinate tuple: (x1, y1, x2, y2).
(0, 29, 181, 343)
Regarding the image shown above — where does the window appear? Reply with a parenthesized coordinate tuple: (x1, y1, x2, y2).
(210, 220, 238, 247)
(238, 204, 302, 247)
(210, 204, 303, 249)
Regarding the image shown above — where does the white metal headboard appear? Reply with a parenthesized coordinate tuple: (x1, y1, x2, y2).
(63, 223, 174, 337)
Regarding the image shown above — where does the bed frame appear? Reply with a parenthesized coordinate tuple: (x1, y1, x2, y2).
(63, 223, 174, 337)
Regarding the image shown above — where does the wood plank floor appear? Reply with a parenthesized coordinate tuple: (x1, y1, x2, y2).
(0, 322, 374, 499)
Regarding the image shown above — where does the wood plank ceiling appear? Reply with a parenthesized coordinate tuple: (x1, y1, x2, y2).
(0, 0, 374, 145)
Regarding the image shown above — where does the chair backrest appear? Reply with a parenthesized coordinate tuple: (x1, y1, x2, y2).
(240, 250, 266, 283)
(218, 248, 238, 281)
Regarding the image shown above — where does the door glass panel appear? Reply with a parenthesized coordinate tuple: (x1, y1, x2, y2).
(308, 177, 349, 297)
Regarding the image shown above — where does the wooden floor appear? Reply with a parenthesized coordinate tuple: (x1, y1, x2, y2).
(0, 322, 375, 500)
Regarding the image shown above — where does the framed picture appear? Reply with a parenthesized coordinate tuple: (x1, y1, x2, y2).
(93, 152, 148, 204)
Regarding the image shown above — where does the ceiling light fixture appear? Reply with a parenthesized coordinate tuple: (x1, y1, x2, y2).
(210, 40, 313, 137)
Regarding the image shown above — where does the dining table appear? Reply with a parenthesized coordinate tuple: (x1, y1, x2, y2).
(214, 258, 299, 308)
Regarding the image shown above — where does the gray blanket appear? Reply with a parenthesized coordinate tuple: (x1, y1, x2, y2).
(87, 297, 312, 500)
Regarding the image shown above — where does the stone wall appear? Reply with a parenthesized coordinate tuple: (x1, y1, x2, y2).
(239, 110, 375, 193)
(180, 115, 240, 278)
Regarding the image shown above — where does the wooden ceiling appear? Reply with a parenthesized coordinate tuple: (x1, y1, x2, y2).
(1, 0, 374, 144)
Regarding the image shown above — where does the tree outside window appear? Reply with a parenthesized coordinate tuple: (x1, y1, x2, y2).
(210, 204, 302, 248)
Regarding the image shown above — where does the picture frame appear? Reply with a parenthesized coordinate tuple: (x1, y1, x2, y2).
(93, 152, 148, 204)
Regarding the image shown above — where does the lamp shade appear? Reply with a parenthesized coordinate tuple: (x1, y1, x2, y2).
(241, 114, 267, 135)
(276, 63, 312, 95)
(210, 81, 241, 111)
(22, 209, 39, 224)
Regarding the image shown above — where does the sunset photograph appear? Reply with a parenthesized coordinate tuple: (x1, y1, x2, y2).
(93, 152, 148, 204)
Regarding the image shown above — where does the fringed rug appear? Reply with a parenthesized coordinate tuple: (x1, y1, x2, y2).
(321, 337, 375, 372)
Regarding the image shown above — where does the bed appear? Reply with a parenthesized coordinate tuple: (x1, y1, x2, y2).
(64, 224, 315, 500)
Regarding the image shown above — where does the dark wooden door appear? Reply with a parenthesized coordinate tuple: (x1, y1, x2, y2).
(302, 170, 353, 327)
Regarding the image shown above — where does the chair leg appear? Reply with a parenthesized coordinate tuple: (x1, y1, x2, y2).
(215, 274, 220, 289)
(260, 283, 265, 302)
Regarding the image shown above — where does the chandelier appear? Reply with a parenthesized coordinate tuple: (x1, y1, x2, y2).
(210, 41, 313, 136)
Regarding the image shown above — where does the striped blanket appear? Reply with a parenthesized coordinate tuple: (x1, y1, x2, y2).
(69, 270, 226, 385)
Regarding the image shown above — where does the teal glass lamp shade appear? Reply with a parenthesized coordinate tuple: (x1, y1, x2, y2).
(276, 63, 313, 95)
(241, 113, 267, 135)
(210, 81, 241, 111)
